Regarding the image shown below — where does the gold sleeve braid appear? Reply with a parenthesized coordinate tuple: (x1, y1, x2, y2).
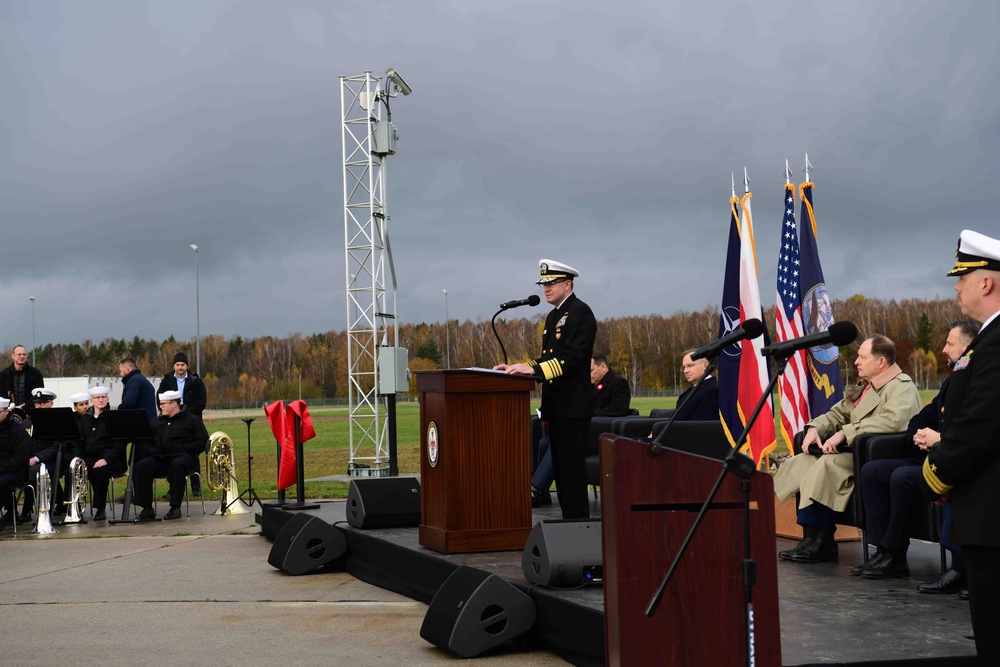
(538, 358, 564, 381)
(922, 456, 953, 496)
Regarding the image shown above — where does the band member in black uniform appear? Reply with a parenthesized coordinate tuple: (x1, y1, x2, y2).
(132, 390, 208, 522)
(20, 388, 75, 521)
(0, 398, 31, 527)
(920, 230, 1000, 661)
(79, 386, 126, 521)
(496, 259, 597, 519)
(158, 352, 207, 497)
(69, 392, 90, 423)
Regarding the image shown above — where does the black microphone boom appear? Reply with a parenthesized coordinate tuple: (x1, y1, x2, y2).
(500, 294, 541, 310)
(690, 318, 765, 361)
(760, 321, 858, 358)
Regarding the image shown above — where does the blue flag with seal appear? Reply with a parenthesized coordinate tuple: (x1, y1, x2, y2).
(798, 181, 844, 415)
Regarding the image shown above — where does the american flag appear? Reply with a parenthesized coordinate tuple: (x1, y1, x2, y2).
(775, 183, 809, 450)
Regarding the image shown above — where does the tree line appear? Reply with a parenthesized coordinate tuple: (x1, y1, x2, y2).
(13, 295, 962, 408)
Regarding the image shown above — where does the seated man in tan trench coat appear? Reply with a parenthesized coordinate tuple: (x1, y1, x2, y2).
(773, 334, 922, 564)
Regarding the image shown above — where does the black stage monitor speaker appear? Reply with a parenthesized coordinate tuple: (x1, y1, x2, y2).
(522, 519, 603, 587)
(346, 477, 421, 528)
(420, 566, 537, 658)
(267, 514, 347, 575)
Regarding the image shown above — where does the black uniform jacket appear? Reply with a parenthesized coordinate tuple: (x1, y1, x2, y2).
(921, 316, 1000, 546)
(593, 369, 631, 417)
(148, 410, 209, 458)
(78, 409, 127, 469)
(0, 417, 31, 477)
(672, 375, 720, 422)
(532, 293, 597, 421)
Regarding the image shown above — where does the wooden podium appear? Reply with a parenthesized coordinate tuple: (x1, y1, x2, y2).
(601, 435, 781, 666)
(416, 369, 536, 553)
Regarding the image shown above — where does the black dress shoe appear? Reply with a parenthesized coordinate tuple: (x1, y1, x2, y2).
(861, 554, 910, 579)
(163, 508, 182, 521)
(18, 510, 32, 523)
(917, 568, 966, 594)
(791, 537, 839, 563)
(779, 537, 814, 560)
(136, 508, 158, 523)
(93, 510, 107, 521)
(530, 486, 552, 508)
(958, 588, 969, 600)
(851, 552, 888, 576)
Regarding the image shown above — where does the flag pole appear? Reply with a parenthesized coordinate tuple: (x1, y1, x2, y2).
(743, 166, 750, 194)
(802, 153, 813, 182)
(785, 158, 792, 185)
(731, 172, 736, 198)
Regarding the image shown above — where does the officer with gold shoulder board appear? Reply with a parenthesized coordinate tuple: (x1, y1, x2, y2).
(919, 230, 1000, 661)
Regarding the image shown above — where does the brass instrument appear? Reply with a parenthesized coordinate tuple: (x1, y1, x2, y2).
(62, 457, 88, 525)
(31, 463, 58, 536)
(207, 431, 250, 516)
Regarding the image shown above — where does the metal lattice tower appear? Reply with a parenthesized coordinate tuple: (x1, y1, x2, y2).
(340, 70, 403, 477)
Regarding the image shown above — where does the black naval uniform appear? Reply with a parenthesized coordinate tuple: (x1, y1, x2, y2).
(78, 409, 127, 513)
(530, 292, 597, 519)
(921, 314, 1000, 660)
(132, 409, 208, 512)
(19, 413, 77, 518)
(0, 415, 31, 521)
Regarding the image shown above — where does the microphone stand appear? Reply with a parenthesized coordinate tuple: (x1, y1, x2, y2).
(649, 358, 718, 453)
(233, 417, 262, 510)
(491, 308, 510, 365)
(644, 354, 789, 667)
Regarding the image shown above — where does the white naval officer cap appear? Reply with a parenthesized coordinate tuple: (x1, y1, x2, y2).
(32, 387, 57, 401)
(948, 230, 1000, 276)
(0, 398, 10, 409)
(536, 259, 580, 285)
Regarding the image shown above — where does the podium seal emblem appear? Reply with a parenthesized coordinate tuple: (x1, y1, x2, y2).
(427, 421, 439, 467)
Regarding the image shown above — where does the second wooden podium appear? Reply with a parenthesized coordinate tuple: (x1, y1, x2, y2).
(416, 369, 536, 553)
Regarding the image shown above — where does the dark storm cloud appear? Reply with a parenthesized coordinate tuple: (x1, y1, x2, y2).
(1, 0, 998, 350)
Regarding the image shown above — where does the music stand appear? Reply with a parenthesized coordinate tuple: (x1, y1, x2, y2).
(232, 417, 262, 510)
(105, 410, 155, 525)
(29, 408, 79, 508)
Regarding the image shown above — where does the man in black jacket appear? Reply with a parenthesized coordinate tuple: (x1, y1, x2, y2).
(0, 398, 31, 527)
(132, 390, 209, 522)
(159, 352, 207, 496)
(496, 259, 597, 519)
(118, 358, 156, 420)
(672, 348, 720, 421)
(0, 345, 45, 408)
(920, 230, 1000, 660)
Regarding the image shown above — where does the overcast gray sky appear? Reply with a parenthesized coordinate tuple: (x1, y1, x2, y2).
(2, 0, 997, 349)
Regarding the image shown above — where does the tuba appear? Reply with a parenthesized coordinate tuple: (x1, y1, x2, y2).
(61, 457, 88, 525)
(31, 463, 58, 536)
(207, 431, 250, 516)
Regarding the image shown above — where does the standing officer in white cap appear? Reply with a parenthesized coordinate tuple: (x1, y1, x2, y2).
(495, 259, 597, 519)
(919, 230, 1000, 660)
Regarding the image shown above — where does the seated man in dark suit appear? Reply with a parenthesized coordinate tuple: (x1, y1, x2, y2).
(131, 390, 208, 522)
(853, 321, 978, 582)
(531, 352, 631, 507)
(672, 349, 719, 421)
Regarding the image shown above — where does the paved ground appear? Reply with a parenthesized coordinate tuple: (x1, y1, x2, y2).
(0, 502, 568, 667)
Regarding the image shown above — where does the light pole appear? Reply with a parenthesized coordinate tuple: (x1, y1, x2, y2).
(29, 297, 36, 366)
(442, 289, 450, 369)
(190, 244, 200, 376)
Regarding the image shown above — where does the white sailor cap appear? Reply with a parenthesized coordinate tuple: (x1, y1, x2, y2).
(536, 259, 580, 285)
(69, 392, 90, 404)
(0, 398, 10, 409)
(948, 230, 1000, 276)
(88, 386, 111, 397)
(32, 388, 57, 401)
(158, 390, 182, 402)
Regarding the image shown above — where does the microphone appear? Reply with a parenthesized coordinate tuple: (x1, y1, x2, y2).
(690, 318, 765, 361)
(500, 294, 541, 310)
(760, 321, 858, 359)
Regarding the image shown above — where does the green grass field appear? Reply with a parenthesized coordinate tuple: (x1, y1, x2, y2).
(183, 390, 938, 504)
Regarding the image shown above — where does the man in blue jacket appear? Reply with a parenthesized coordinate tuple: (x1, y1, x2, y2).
(118, 358, 156, 420)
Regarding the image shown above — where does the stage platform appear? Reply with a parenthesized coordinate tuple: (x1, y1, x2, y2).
(257, 493, 977, 666)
